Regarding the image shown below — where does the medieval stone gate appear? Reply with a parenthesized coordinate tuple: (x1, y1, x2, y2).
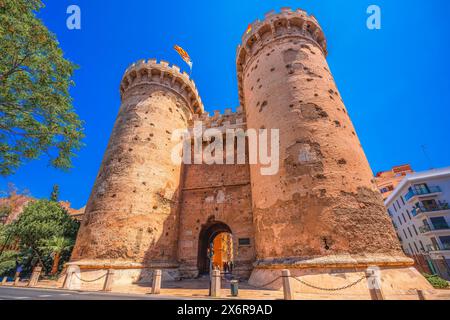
(177, 156, 256, 278)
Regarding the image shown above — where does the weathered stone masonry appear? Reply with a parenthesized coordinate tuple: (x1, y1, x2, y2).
(236, 8, 406, 267)
(70, 8, 432, 293)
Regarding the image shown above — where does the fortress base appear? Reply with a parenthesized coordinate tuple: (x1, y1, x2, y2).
(249, 254, 434, 300)
(64, 260, 181, 291)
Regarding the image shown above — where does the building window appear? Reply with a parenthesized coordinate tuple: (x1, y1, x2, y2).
(403, 229, 408, 239)
(413, 225, 418, 236)
(393, 203, 397, 212)
(408, 243, 414, 254)
(398, 216, 402, 226)
(439, 236, 450, 250)
(413, 184, 429, 193)
(402, 213, 407, 223)
(387, 208, 392, 216)
(407, 227, 413, 238)
(413, 242, 419, 253)
(397, 199, 401, 209)
(431, 237, 439, 251)
(419, 240, 425, 251)
(406, 209, 411, 220)
(401, 196, 406, 205)
(422, 199, 438, 211)
(430, 217, 449, 230)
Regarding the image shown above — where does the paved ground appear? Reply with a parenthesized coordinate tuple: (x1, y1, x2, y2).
(0, 286, 195, 300)
(2, 278, 449, 300)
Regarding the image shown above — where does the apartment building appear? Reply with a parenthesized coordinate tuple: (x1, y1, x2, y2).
(385, 166, 450, 280)
(375, 164, 414, 201)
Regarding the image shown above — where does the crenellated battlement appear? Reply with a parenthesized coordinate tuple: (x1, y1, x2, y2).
(236, 8, 327, 109)
(188, 106, 246, 132)
(237, 7, 326, 58)
(120, 58, 204, 115)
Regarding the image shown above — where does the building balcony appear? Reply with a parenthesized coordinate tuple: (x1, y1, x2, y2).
(412, 202, 450, 219)
(419, 223, 450, 236)
(405, 186, 442, 202)
(427, 243, 450, 257)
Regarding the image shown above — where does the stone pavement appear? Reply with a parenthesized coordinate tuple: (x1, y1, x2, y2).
(20, 277, 449, 300)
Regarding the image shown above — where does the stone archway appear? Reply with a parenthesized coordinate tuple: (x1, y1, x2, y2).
(197, 222, 232, 275)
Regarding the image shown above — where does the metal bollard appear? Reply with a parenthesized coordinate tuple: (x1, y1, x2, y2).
(282, 269, 295, 300)
(210, 269, 221, 297)
(102, 269, 115, 292)
(230, 280, 239, 297)
(14, 277, 20, 286)
(151, 269, 162, 294)
(1, 277, 7, 285)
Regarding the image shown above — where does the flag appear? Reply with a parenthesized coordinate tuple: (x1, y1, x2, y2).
(246, 24, 252, 34)
(174, 45, 193, 70)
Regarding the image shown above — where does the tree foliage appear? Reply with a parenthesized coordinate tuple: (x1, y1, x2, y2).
(0, 0, 84, 176)
(0, 224, 17, 276)
(39, 235, 74, 274)
(50, 184, 59, 202)
(7, 199, 79, 273)
(0, 204, 11, 222)
(423, 273, 449, 289)
(0, 250, 17, 276)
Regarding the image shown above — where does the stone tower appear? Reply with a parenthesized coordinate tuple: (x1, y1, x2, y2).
(237, 8, 429, 291)
(71, 60, 203, 277)
(68, 8, 432, 296)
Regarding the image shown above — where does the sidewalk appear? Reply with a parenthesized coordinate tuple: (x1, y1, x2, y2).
(25, 277, 450, 300)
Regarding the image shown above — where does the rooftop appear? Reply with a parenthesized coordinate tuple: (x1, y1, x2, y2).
(385, 166, 450, 205)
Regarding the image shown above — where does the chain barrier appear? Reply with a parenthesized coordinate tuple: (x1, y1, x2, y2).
(72, 272, 108, 283)
(290, 275, 366, 292)
(257, 276, 282, 288)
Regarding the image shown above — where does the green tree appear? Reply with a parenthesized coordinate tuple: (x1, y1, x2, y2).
(9, 199, 79, 273)
(50, 184, 59, 202)
(0, 0, 84, 176)
(0, 204, 11, 223)
(0, 224, 17, 276)
(40, 236, 73, 275)
(0, 250, 17, 276)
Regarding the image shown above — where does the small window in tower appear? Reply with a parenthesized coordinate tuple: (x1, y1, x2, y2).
(238, 238, 251, 246)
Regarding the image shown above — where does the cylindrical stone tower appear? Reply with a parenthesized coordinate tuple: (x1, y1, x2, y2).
(238, 8, 430, 292)
(70, 59, 203, 281)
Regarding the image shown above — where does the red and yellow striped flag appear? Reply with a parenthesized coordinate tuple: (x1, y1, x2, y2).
(246, 24, 252, 34)
(174, 45, 193, 70)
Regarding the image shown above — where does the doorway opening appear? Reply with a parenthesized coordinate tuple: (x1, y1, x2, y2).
(197, 222, 234, 275)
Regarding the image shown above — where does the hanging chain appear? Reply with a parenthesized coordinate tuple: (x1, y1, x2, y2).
(290, 274, 366, 292)
(258, 276, 282, 288)
(72, 272, 108, 283)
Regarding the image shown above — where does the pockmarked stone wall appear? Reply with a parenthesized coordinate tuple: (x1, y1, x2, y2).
(177, 111, 255, 278)
(236, 8, 407, 266)
(71, 60, 203, 267)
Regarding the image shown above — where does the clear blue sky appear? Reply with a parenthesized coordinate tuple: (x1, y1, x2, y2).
(1, 0, 450, 208)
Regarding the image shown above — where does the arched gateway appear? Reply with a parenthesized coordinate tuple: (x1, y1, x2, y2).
(197, 222, 233, 275)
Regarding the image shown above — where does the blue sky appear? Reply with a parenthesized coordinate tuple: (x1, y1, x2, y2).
(1, 0, 450, 208)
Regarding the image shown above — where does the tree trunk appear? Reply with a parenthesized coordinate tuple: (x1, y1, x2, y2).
(51, 252, 60, 275)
